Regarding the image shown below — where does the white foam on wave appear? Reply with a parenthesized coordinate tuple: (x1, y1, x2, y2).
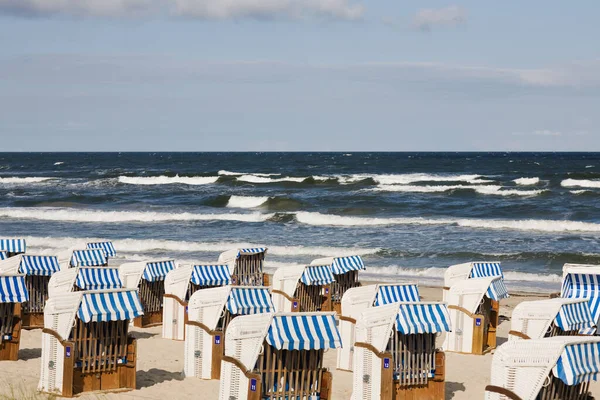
(218, 170, 280, 177)
(513, 177, 540, 185)
(372, 184, 544, 196)
(24, 235, 380, 257)
(571, 190, 592, 195)
(0, 177, 55, 184)
(237, 175, 307, 183)
(294, 211, 600, 233)
(118, 175, 218, 185)
(54, 162, 64, 166)
(561, 178, 600, 188)
(340, 173, 491, 185)
(0, 207, 271, 223)
(227, 195, 269, 208)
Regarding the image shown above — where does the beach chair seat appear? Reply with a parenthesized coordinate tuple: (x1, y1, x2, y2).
(310, 255, 365, 314)
(272, 264, 335, 313)
(0, 274, 29, 360)
(219, 247, 268, 286)
(162, 263, 231, 340)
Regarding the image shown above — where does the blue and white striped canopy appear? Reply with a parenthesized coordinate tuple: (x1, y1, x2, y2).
(20, 255, 60, 276)
(226, 287, 275, 315)
(70, 249, 107, 267)
(0, 275, 28, 303)
(553, 341, 600, 385)
(469, 262, 503, 279)
(142, 260, 176, 282)
(395, 303, 452, 334)
(561, 273, 600, 328)
(266, 313, 342, 350)
(75, 268, 122, 290)
(485, 278, 510, 301)
(237, 247, 267, 257)
(554, 301, 596, 332)
(374, 284, 421, 306)
(0, 251, 6, 261)
(0, 239, 26, 254)
(300, 265, 335, 286)
(86, 241, 116, 257)
(77, 290, 144, 323)
(191, 265, 231, 286)
(331, 256, 365, 275)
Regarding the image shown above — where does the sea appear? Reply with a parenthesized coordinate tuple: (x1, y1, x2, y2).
(2, 152, 600, 292)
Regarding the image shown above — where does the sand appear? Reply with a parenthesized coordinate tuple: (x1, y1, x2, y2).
(1, 285, 598, 399)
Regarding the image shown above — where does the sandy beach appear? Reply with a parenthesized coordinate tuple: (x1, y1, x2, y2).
(1, 283, 597, 399)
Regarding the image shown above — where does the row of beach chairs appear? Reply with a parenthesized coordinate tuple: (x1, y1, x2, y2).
(0, 237, 599, 399)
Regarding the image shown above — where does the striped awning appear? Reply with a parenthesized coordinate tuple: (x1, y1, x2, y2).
(75, 268, 122, 290)
(0, 275, 28, 303)
(70, 249, 107, 267)
(226, 287, 275, 315)
(554, 301, 596, 332)
(190, 265, 231, 286)
(266, 313, 342, 350)
(486, 278, 510, 301)
(331, 256, 365, 275)
(86, 241, 116, 257)
(237, 247, 267, 257)
(469, 262, 503, 279)
(395, 303, 452, 334)
(0, 239, 26, 254)
(561, 274, 600, 328)
(142, 260, 176, 282)
(20, 255, 60, 276)
(300, 265, 335, 286)
(77, 290, 144, 323)
(374, 284, 421, 306)
(0, 251, 6, 261)
(553, 341, 600, 385)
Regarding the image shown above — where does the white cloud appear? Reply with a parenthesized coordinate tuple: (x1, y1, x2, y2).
(0, 0, 364, 19)
(413, 5, 466, 31)
(512, 130, 590, 137)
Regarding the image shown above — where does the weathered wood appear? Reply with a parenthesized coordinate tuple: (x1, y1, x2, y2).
(232, 253, 265, 286)
(0, 303, 21, 361)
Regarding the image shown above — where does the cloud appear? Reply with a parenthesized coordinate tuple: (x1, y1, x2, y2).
(512, 130, 590, 137)
(413, 5, 466, 31)
(0, 0, 364, 20)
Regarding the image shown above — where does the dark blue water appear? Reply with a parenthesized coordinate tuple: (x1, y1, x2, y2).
(2, 152, 600, 291)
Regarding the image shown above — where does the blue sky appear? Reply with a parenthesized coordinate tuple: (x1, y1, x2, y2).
(0, 1, 599, 151)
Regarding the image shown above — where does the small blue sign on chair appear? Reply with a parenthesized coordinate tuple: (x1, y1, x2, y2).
(476, 318, 482, 327)
(66, 346, 71, 358)
(383, 357, 390, 369)
(250, 378, 257, 391)
(325, 288, 329, 294)
(293, 301, 298, 310)
(215, 335, 221, 345)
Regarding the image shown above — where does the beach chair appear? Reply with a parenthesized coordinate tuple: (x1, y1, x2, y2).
(0, 251, 7, 260)
(68, 249, 108, 267)
(560, 264, 600, 333)
(86, 241, 117, 258)
(0, 255, 60, 329)
(337, 283, 421, 371)
(310, 255, 365, 314)
(218, 247, 268, 286)
(443, 276, 509, 355)
(443, 261, 502, 300)
(509, 298, 596, 340)
(271, 263, 335, 313)
(0, 274, 28, 360)
(120, 260, 176, 328)
(183, 286, 275, 380)
(0, 238, 26, 258)
(38, 289, 143, 397)
(162, 263, 231, 340)
(352, 301, 451, 400)
(485, 336, 600, 400)
(219, 312, 341, 400)
(48, 266, 123, 296)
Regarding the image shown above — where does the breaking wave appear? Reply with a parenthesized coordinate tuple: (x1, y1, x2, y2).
(561, 178, 600, 188)
(372, 184, 544, 196)
(118, 175, 219, 185)
(227, 195, 269, 208)
(513, 177, 540, 185)
(0, 177, 55, 184)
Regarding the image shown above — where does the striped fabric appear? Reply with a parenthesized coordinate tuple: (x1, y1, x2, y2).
(300, 265, 335, 286)
(561, 273, 600, 328)
(77, 290, 144, 323)
(469, 262, 503, 279)
(0, 239, 26, 254)
(485, 278, 510, 301)
(395, 303, 452, 334)
(75, 268, 122, 290)
(266, 313, 342, 350)
(374, 284, 421, 306)
(331, 255, 365, 275)
(142, 260, 176, 282)
(0, 275, 28, 303)
(226, 287, 275, 315)
(553, 341, 600, 385)
(237, 247, 267, 257)
(20, 255, 60, 276)
(70, 249, 107, 267)
(190, 265, 231, 286)
(86, 241, 117, 257)
(554, 301, 596, 332)
(0, 251, 6, 261)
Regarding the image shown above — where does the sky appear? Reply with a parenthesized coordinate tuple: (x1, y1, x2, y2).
(0, 1, 599, 151)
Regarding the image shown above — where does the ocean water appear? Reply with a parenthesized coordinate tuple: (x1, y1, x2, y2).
(2, 152, 600, 292)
